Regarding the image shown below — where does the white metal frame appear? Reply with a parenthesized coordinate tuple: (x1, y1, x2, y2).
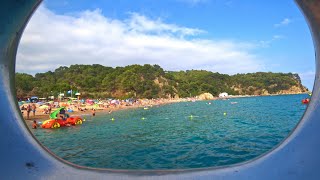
(0, 0, 319, 179)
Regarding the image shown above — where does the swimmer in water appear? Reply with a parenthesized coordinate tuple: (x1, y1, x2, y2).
(92, 109, 96, 116)
(32, 120, 37, 129)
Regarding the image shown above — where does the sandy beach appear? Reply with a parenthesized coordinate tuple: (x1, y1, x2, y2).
(21, 98, 188, 128)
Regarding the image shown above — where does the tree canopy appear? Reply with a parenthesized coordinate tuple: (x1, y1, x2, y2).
(15, 64, 308, 99)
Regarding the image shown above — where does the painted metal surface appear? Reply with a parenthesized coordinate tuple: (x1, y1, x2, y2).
(0, 0, 319, 179)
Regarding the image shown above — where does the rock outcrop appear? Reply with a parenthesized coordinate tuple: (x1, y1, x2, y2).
(198, 93, 214, 100)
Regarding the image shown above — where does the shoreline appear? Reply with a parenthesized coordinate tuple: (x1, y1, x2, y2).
(23, 93, 309, 127)
(22, 98, 182, 123)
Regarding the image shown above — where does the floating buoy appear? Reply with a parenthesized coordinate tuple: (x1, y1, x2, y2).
(111, 118, 115, 121)
(223, 112, 227, 116)
(302, 98, 310, 104)
(141, 117, 146, 120)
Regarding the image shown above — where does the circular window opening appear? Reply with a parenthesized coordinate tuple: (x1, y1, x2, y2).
(16, 0, 314, 170)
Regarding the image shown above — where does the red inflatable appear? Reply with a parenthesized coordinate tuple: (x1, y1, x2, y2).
(302, 98, 310, 104)
(41, 116, 83, 129)
(65, 116, 83, 125)
(41, 119, 61, 129)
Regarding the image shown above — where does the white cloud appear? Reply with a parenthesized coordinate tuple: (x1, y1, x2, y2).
(272, 35, 285, 39)
(17, 5, 264, 75)
(274, 18, 292, 28)
(299, 71, 315, 80)
(299, 71, 315, 90)
(127, 12, 205, 38)
(259, 35, 285, 47)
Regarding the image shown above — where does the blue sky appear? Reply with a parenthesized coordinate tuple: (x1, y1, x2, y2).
(17, 0, 315, 90)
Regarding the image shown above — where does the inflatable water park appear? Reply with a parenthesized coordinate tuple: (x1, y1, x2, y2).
(41, 107, 83, 129)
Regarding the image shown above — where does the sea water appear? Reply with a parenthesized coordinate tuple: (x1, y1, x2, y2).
(32, 94, 308, 169)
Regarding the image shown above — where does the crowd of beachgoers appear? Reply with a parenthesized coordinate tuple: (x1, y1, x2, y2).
(20, 93, 275, 123)
(19, 97, 202, 122)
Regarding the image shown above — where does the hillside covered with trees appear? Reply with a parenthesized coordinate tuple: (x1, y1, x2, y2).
(15, 64, 308, 99)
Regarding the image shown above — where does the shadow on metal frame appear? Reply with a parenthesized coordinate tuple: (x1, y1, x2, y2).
(0, 0, 320, 179)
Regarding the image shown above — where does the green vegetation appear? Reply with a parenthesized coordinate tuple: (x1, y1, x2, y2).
(15, 64, 308, 99)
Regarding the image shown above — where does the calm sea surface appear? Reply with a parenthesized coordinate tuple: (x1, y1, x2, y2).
(32, 94, 308, 169)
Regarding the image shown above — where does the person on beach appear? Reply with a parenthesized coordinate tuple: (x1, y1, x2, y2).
(26, 104, 31, 119)
(78, 107, 86, 112)
(43, 108, 48, 114)
(32, 120, 37, 129)
(92, 109, 95, 116)
(31, 103, 36, 116)
(20, 106, 25, 115)
(59, 108, 65, 115)
(48, 104, 52, 114)
(59, 108, 69, 119)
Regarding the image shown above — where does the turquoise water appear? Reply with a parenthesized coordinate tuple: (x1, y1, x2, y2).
(32, 94, 307, 169)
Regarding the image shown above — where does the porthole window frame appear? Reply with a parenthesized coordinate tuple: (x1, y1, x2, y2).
(0, 0, 319, 179)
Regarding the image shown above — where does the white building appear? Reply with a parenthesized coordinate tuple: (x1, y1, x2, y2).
(219, 92, 228, 98)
